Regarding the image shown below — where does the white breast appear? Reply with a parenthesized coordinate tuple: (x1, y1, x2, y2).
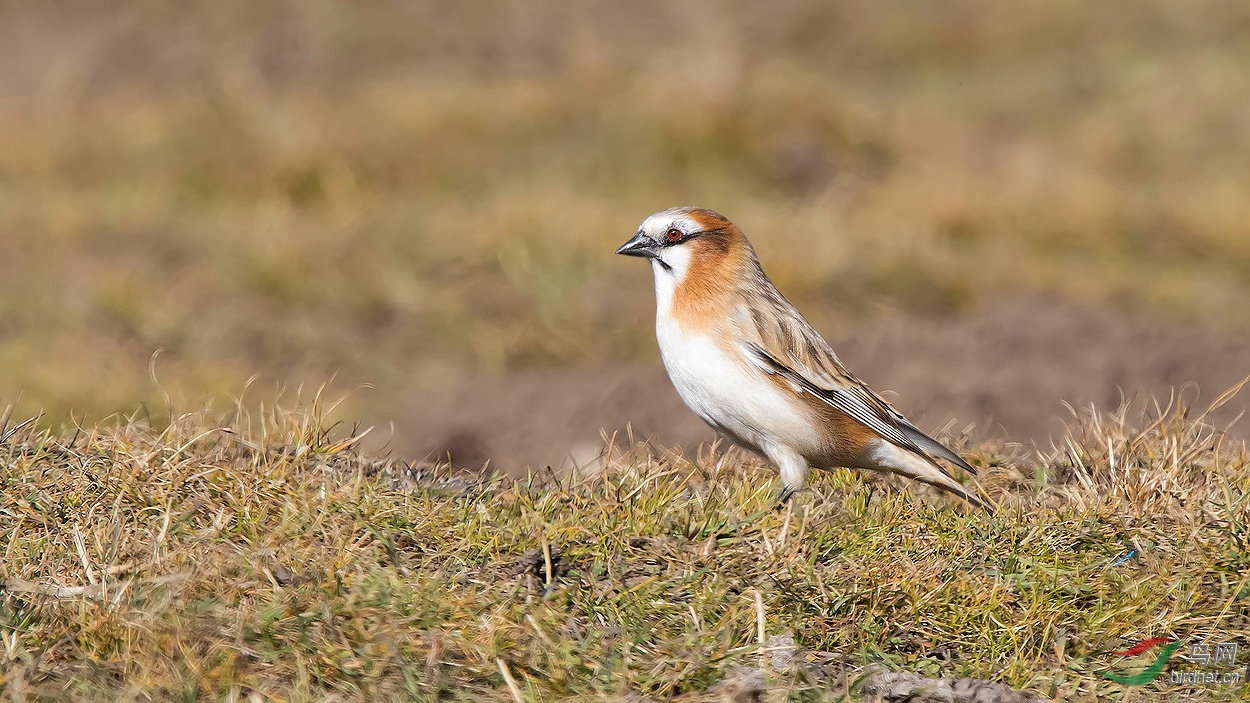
(652, 284, 820, 456)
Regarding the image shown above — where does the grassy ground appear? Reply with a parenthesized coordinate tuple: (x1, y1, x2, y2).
(2, 1, 1250, 424)
(1, 388, 1247, 701)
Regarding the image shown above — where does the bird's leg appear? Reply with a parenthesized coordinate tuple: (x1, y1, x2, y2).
(766, 447, 809, 511)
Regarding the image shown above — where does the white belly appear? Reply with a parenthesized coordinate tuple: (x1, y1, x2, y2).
(656, 317, 820, 455)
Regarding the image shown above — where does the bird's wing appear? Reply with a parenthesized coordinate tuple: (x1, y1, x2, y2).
(733, 288, 976, 477)
(884, 406, 979, 476)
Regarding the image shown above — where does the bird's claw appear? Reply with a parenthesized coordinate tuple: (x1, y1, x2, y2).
(775, 485, 797, 510)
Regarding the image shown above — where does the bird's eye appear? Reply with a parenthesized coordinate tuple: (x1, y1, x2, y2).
(665, 228, 683, 242)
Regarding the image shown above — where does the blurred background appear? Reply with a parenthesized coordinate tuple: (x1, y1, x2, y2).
(2, 0, 1249, 469)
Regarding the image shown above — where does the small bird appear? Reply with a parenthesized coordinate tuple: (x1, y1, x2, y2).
(617, 206, 991, 511)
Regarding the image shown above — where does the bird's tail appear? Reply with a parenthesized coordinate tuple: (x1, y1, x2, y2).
(866, 440, 994, 513)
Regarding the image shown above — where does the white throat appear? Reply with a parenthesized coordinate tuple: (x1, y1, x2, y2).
(650, 245, 692, 315)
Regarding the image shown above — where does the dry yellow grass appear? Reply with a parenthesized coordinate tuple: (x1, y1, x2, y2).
(0, 386, 1247, 700)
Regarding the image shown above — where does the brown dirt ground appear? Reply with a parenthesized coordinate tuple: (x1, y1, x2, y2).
(391, 296, 1250, 473)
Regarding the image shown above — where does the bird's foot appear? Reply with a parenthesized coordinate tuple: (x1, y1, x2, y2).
(774, 485, 798, 510)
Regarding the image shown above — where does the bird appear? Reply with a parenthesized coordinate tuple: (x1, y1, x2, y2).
(616, 206, 991, 512)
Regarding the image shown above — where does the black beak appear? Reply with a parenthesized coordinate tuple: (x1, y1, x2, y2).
(615, 233, 659, 259)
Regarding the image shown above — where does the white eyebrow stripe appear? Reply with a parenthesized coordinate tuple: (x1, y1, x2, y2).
(640, 209, 703, 237)
(672, 216, 700, 232)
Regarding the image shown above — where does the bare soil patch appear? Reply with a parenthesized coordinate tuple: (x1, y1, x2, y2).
(394, 296, 1250, 472)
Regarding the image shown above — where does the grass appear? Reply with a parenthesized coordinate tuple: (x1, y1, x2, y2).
(2, 1, 1250, 424)
(1, 387, 1247, 701)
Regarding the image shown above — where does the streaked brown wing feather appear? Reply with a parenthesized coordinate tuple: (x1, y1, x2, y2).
(733, 283, 974, 476)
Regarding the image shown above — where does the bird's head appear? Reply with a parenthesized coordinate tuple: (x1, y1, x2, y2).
(616, 206, 748, 283)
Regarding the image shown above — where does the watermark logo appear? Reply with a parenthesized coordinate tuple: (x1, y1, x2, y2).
(1100, 638, 1243, 687)
(1100, 638, 1183, 685)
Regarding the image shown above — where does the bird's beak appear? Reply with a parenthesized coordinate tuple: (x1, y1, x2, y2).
(615, 233, 659, 259)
